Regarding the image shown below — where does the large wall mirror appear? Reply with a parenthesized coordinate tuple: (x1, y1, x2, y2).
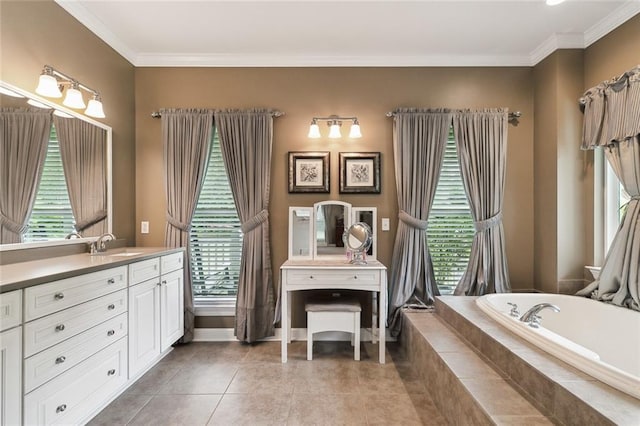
(288, 201, 377, 261)
(0, 81, 112, 251)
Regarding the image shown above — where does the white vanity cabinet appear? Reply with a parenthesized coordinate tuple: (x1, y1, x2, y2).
(0, 290, 22, 426)
(22, 267, 129, 426)
(128, 252, 184, 378)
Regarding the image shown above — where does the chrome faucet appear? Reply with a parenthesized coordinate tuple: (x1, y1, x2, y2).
(519, 303, 560, 328)
(89, 233, 116, 254)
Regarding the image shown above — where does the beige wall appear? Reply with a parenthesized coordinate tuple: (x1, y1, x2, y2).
(532, 15, 640, 293)
(135, 67, 535, 326)
(533, 50, 586, 294)
(0, 0, 137, 244)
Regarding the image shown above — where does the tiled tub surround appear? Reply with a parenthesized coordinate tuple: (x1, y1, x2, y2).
(401, 296, 640, 425)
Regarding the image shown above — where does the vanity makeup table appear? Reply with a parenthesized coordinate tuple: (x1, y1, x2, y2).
(281, 201, 387, 363)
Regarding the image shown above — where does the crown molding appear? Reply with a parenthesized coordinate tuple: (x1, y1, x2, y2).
(584, 1, 640, 47)
(529, 33, 585, 66)
(55, 0, 137, 66)
(134, 53, 533, 67)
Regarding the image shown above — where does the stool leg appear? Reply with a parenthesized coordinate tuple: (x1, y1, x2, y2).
(307, 330, 313, 361)
(354, 313, 361, 361)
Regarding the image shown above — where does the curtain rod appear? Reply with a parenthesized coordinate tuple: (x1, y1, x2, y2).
(385, 110, 522, 119)
(151, 110, 284, 118)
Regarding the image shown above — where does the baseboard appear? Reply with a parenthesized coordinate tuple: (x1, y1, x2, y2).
(193, 327, 396, 342)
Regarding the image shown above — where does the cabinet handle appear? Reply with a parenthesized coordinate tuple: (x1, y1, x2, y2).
(54, 292, 64, 300)
(107, 329, 115, 336)
(107, 369, 116, 376)
(107, 278, 115, 284)
(56, 404, 67, 413)
(107, 304, 115, 310)
(55, 356, 66, 364)
(55, 324, 65, 332)
(162, 280, 167, 285)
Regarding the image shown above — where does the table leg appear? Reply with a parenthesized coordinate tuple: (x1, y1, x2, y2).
(379, 278, 386, 364)
(372, 291, 378, 344)
(281, 287, 288, 363)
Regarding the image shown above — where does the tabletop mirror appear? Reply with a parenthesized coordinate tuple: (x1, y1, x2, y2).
(343, 222, 373, 264)
(288, 201, 377, 261)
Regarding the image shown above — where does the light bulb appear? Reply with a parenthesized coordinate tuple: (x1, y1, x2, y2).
(35, 73, 62, 98)
(85, 96, 105, 118)
(308, 122, 321, 138)
(349, 121, 362, 138)
(63, 86, 86, 109)
(328, 122, 342, 139)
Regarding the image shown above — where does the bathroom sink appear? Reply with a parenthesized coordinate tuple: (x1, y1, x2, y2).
(108, 252, 143, 257)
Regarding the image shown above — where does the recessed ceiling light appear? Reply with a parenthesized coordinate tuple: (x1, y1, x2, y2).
(546, 0, 565, 5)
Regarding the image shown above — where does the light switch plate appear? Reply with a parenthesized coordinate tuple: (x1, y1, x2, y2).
(141, 221, 149, 234)
(381, 218, 390, 231)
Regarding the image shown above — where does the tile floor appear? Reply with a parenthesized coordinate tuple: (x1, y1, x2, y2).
(89, 340, 447, 425)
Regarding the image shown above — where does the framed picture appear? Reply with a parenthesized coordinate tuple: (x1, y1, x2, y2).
(288, 151, 330, 193)
(339, 152, 381, 194)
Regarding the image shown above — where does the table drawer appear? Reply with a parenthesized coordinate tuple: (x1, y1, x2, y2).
(161, 251, 183, 274)
(24, 313, 128, 393)
(129, 258, 160, 285)
(24, 337, 127, 426)
(24, 290, 127, 357)
(286, 269, 380, 287)
(0, 289, 22, 331)
(25, 266, 127, 321)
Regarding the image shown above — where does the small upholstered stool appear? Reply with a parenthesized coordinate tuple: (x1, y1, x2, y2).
(306, 298, 361, 361)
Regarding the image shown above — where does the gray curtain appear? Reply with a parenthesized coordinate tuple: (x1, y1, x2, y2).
(215, 109, 275, 343)
(0, 108, 51, 244)
(577, 66, 640, 311)
(54, 116, 107, 237)
(161, 108, 214, 343)
(453, 109, 511, 296)
(388, 108, 452, 336)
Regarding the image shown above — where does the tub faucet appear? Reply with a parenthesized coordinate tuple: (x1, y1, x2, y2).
(89, 233, 116, 254)
(519, 303, 560, 328)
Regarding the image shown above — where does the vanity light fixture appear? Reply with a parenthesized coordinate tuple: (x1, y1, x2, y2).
(35, 65, 106, 118)
(308, 115, 362, 139)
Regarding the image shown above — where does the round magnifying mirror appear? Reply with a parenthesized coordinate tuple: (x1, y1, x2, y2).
(342, 222, 372, 264)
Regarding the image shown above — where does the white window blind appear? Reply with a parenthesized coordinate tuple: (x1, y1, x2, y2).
(24, 125, 75, 241)
(427, 130, 475, 294)
(190, 129, 242, 300)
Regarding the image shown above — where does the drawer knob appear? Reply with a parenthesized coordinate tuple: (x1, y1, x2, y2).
(107, 304, 116, 310)
(309, 275, 314, 279)
(107, 369, 116, 376)
(107, 329, 115, 336)
(162, 280, 167, 285)
(56, 404, 67, 413)
(54, 292, 64, 300)
(107, 278, 115, 284)
(55, 324, 65, 332)
(55, 356, 66, 364)
(354, 276, 358, 279)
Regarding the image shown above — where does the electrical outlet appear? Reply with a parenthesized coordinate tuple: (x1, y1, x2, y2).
(141, 221, 149, 234)
(381, 218, 390, 231)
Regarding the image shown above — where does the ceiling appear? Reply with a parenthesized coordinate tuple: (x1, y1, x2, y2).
(55, 0, 640, 67)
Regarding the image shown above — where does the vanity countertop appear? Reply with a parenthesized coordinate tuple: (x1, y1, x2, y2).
(0, 247, 184, 293)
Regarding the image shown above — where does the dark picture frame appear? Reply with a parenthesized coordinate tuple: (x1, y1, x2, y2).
(288, 151, 330, 193)
(339, 152, 381, 194)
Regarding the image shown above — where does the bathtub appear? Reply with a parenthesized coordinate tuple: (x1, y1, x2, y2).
(476, 293, 640, 400)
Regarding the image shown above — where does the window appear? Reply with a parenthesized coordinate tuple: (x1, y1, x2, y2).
(427, 129, 475, 294)
(24, 125, 75, 241)
(190, 129, 242, 306)
(597, 151, 629, 264)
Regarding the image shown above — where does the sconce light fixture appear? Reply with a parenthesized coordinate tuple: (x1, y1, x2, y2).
(35, 65, 105, 118)
(308, 115, 362, 139)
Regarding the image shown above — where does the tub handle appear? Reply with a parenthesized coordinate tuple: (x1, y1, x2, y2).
(507, 302, 520, 317)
